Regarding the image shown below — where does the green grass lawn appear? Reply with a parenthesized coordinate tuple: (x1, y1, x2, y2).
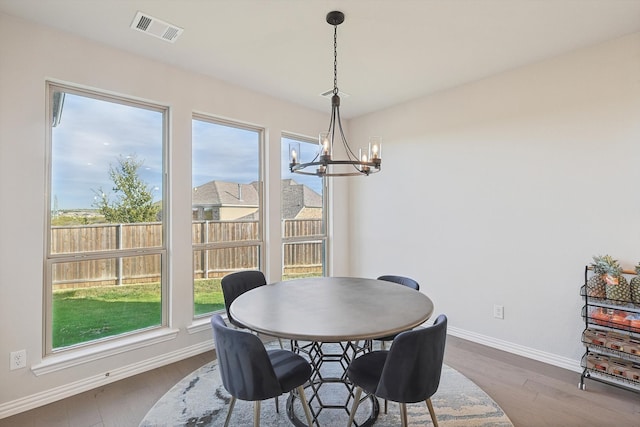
(53, 274, 321, 349)
(53, 279, 225, 348)
(194, 278, 225, 316)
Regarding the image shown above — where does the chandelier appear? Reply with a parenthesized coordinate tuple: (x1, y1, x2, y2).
(289, 11, 382, 177)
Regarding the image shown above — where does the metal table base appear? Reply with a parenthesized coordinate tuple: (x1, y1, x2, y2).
(287, 340, 379, 427)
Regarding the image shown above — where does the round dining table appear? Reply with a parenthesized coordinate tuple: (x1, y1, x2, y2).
(230, 276, 434, 427)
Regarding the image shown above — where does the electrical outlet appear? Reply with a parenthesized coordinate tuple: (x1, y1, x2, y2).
(10, 350, 26, 370)
(493, 305, 504, 319)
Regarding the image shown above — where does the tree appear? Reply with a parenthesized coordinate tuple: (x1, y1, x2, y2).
(93, 155, 159, 223)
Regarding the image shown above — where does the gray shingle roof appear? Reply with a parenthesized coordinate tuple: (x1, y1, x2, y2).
(192, 179, 321, 219)
(281, 179, 322, 219)
(192, 181, 259, 207)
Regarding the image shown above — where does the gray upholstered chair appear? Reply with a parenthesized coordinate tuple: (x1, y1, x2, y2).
(377, 275, 420, 291)
(346, 314, 448, 427)
(221, 270, 267, 329)
(375, 275, 420, 349)
(221, 270, 284, 349)
(211, 314, 314, 427)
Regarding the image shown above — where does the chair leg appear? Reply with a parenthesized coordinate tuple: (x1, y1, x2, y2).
(425, 398, 438, 427)
(253, 400, 261, 427)
(275, 395, 279, 413)
(347, 387, 363, 427)
(296, 385, 314, 427)
(399, 402, 408, 427)
(384, 398, 388, 414)
(224, 396, 236, 427)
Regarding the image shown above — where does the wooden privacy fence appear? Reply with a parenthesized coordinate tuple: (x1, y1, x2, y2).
(52, 219, 323, 289)
(51, 222, 163, 289)
(51, 223, 163, 254)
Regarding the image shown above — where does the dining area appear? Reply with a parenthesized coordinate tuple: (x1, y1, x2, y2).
(212, 271, 445, 427)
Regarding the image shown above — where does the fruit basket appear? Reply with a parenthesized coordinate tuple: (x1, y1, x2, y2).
(580, 260, 640, 393)
(581, 352, 640, 390)
(583, 306, 640, 333)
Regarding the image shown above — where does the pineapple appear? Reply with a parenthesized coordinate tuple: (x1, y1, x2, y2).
(586, 255, 610, 298)
(598, 256, 631, 302)
(630, 263, 640, 304)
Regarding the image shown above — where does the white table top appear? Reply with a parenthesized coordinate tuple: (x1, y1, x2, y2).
(229, 276, 434, 342)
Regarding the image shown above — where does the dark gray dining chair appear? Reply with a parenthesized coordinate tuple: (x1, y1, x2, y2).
(375, 275, 420, 350)
(221, 270, 284, 349)
(221, 270, 267, 329)
(211, 314, 314, 427)
(377, 275, 420, 291)
(346, 314, 448, 427)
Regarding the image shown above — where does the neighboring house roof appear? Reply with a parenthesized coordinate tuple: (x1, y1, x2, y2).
(192, 179, 321, 220)
(192, 181, 259, 207)
(281, 179, 322, 219)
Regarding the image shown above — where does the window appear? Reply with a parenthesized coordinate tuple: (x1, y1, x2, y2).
(281, 135, 327, 279)
(192, 116, 263, 317)
(45, 83, 167, 353)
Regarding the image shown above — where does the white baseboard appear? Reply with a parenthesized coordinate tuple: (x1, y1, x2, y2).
(0, 340, 214, 420)
(448, 325, 582, 373)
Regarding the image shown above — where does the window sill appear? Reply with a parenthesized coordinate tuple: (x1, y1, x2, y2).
(187, 310, 229, 335)
(186, 315, 218, 335)
(32, 327, 180, 376)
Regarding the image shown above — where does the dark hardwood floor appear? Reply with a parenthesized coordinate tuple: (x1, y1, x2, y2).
(1, 335, 639, 426)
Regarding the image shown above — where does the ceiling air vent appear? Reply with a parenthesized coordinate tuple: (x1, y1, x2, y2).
(130, 11, 183, 43)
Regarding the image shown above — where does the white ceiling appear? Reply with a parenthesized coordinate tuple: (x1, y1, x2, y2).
(2, 0, 640, 118)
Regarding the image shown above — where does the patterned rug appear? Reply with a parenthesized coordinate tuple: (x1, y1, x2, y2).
(140, 343, 513, 427)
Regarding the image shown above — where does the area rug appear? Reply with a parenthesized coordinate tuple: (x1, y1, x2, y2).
(140, 343, 513, 427)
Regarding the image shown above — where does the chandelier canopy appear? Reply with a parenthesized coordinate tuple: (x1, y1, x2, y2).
(289, 11, 382, 177)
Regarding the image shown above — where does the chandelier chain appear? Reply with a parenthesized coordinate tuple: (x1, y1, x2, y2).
(333, 25, 338, 95)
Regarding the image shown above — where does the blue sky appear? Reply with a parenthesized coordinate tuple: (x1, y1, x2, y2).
(51, 93, 322, 210)
(193, 121, 323, 194)
(51, 93, 164, 210)
(192, 119, 262, 188)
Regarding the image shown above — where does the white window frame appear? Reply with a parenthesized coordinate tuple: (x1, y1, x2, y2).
(191, 114, 265, 318)
(43, 82, 169, 358)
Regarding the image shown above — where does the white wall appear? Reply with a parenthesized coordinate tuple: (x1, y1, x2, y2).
(348, 32, 640, 367)
(0, 13, 351, 415)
